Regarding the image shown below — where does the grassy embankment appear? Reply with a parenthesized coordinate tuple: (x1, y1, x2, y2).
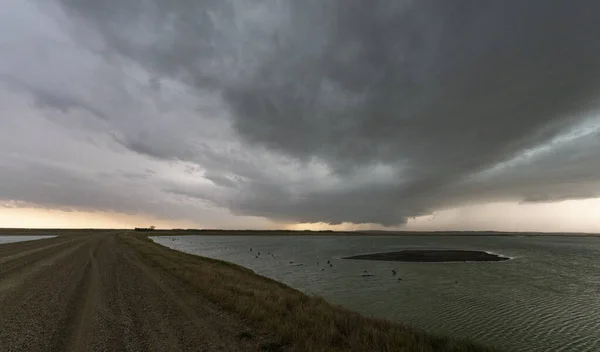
(120, 233, 498, 352)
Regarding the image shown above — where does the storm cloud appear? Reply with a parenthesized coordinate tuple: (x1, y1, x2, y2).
(2, 1, 600, 226)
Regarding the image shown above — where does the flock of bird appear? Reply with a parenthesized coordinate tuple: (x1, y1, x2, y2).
(166, 240, 405, 281)
(249, 247, 403, 281)
(166, 239, 468, 285)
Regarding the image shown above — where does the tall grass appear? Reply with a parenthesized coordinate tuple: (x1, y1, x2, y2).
(120, 234, 498, 352)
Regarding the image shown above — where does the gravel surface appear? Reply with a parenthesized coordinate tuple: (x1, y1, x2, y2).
(0, 233, 273, 352)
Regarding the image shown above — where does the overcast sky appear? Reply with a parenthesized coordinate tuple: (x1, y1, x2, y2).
(1, 1, 600, 231)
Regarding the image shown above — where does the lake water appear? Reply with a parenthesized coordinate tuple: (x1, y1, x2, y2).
(152, 235, 600, 352)
(0, 235, 55, 244)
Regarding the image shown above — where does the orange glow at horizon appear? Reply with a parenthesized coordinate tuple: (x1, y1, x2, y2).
(0, 207, 200, 229)
(2, 198, 600, 233)
(286, 198, 600, 233)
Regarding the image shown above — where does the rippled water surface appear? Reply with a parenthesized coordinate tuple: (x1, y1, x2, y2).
(152, 235, 600, 352)
(0, 235, 54, 244)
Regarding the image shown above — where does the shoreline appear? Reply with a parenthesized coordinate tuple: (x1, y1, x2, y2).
(143, 229, 600, 237)
(126, 233, 499, 351)
(0, 231, 285, 351)
(0, 229, 498, 351)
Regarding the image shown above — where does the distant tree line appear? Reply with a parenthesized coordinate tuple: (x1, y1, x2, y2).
(134, 226, 156, 231)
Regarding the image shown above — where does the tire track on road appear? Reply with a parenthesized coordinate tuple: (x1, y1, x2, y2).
(0, 237, 78, 266)
(0, 233, 280, 352)
(0, 238, 87, 302)
(61, 239, 102, 352)
(0, 237, 94, 351)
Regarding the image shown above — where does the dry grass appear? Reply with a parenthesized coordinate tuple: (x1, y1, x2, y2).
(119, 233, 498, 352)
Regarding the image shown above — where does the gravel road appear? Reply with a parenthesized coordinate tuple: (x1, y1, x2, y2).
(0, 233, 272, 352)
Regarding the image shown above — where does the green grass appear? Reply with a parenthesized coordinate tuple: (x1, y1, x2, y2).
(119, 233, 499, 352)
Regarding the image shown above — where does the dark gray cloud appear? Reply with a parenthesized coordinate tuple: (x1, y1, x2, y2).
(3, 0, 600, 227)
(0, 74, 108, 120)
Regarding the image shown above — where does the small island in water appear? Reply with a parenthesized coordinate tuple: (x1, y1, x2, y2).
(344, 249, 509, 262)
